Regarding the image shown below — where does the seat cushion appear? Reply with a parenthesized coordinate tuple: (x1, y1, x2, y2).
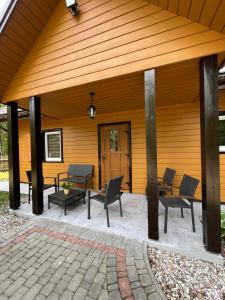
(159, 196, 191, 208)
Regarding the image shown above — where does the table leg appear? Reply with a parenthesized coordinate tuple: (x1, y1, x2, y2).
(64, 202, 67, 215)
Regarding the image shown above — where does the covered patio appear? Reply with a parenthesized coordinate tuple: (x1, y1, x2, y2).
(4, 55, 225, 259)
(1, 180, 221, 264)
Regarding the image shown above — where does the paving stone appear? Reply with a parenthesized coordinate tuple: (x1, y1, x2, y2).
(88, 283, 102, 299)
(73, 287, 87, 300)
(55, 279, 68, 294)
(68, 273, 83, 292)
(0, 221, 164, 300)
(24, 274, 39, 288)
(46, 292, 60, 300)
(98, 289, 108, 300)
(127, 265, 139, 282)
(108, 283, 119, 291)
(4, 276, 26, 297)
(108, 290, 122, 300)
(41, 282, 55, 296)
(11, 285, 28, 300)
(60, 290, 74, 300)
(133, 287, 147, 300)
(94, 273, 105, 285)
(23, 283, 42, 300)
(131, 281, 142, 289)
(107, 272, 117, 285)
(140, 273, 153, 287)
(145, 285, 156, 295)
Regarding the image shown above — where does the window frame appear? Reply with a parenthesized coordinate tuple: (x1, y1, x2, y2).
(42, 128, 64, 163)
(219, 112, 225, 154)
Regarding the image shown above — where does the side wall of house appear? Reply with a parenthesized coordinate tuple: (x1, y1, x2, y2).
(19, 92, 225, 201)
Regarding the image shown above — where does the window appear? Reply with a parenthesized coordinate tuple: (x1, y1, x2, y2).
(43, 129, 63, 162)
(110, 129, 119, 152)
(219, 113, 225, 153)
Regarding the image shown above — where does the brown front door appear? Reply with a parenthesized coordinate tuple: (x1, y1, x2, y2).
(100, 123, 131, 190)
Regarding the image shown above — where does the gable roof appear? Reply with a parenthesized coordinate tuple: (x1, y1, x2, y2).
(144, 0, 225, 34)
(0, 0, 225, 104)
(0, 0, 58, 101)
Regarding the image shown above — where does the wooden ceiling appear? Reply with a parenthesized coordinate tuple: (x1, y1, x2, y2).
(0, 0, 58, 100)
(145, 0, 225, 34)
(16, 58, 205, 119)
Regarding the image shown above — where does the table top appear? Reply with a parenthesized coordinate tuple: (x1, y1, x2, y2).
(49, 188, 86, 200)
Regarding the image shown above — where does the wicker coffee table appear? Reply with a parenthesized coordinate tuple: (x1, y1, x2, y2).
(48, 188, 86, 215)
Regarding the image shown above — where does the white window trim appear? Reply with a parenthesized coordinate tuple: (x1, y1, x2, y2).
(44, 130, 62, 162)
(219, 115, 225, 153)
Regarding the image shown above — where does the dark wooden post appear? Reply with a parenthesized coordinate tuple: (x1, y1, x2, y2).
(7, 102, 20, 209)
(144, 69, 159, 240)
(29, 96, 43, 215)
(200, 55, 221, 253)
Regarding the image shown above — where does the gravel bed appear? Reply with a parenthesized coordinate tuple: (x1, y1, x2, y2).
(0, 195, 29, 235)
(149, 247, 225, 300)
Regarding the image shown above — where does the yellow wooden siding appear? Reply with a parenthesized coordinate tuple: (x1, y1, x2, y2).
(3, 0, 225, 102)
(18, 90, 225, 201)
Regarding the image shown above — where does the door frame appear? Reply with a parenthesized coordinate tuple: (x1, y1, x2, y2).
(98, 121, 132, 193)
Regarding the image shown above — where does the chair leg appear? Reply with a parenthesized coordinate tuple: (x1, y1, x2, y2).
(164, 206, 168, 233)
(181, 208, 184, 218)
(88, 190, 91, 219)
(106, 206, 110, 227)
(119, 197, 123, 217)
(191, 205, 195, 232)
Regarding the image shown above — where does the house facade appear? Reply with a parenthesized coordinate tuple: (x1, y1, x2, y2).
(1, 0, 225, 253)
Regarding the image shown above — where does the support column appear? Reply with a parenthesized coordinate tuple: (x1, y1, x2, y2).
(144, 69, 159, 240)
(7, 102, 20, 209)
(200, 55, 221, 253)
(29, 96, 43, 215)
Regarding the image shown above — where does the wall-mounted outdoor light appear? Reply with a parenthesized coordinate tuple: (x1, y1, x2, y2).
(87, 92, 97, 120)
(65, 0, 79, 16)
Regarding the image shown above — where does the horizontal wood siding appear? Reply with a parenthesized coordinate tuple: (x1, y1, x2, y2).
(18, 90, 225, 201)
(3, 0, 225, 102)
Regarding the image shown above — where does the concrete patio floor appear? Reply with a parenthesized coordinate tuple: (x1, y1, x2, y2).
(0, 181, 223, 264)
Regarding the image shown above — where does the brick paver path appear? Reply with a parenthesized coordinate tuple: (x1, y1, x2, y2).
(0, 218, 165, 300)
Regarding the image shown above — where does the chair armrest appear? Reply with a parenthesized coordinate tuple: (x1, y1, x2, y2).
(179, 195, 194, 201)
(44, 176, 56, 179)
(57, 172, 68, 177)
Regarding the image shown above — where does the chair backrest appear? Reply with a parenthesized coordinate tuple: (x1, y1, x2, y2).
(179, 174, 199, 198)
(26, 170, 32, 183)
(163, 168, 176, 186)
(106, 176, 123, 204)
(68, 164, 93, 177)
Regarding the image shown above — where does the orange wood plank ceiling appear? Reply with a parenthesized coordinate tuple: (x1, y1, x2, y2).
(0, 0, 59, 101)
(146, 0, 225, 33)
(1, 0, 225, 103)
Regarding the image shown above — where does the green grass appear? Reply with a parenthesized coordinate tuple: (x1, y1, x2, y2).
(0, 171, 8, 181)
(0, 191, 9, 211)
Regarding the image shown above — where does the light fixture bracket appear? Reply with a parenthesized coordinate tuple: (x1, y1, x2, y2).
(65, 0, 79, 16)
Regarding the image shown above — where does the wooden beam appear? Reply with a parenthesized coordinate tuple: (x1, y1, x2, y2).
(7, 102, 20, 209)
(29, 96, 43, 215)
(144, 69, 159, 240)
(200, 55, 221, 253)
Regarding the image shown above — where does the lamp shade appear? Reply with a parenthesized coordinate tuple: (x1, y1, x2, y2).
(88, 104, 97, 120)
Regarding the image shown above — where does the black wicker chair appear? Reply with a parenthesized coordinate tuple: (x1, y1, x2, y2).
(158, 168, 176, 195)
(88, 176, 123, 227)
(26, 171, 57, 204)
(58, 164, 93, 191)
(159, 174, 199, 233)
